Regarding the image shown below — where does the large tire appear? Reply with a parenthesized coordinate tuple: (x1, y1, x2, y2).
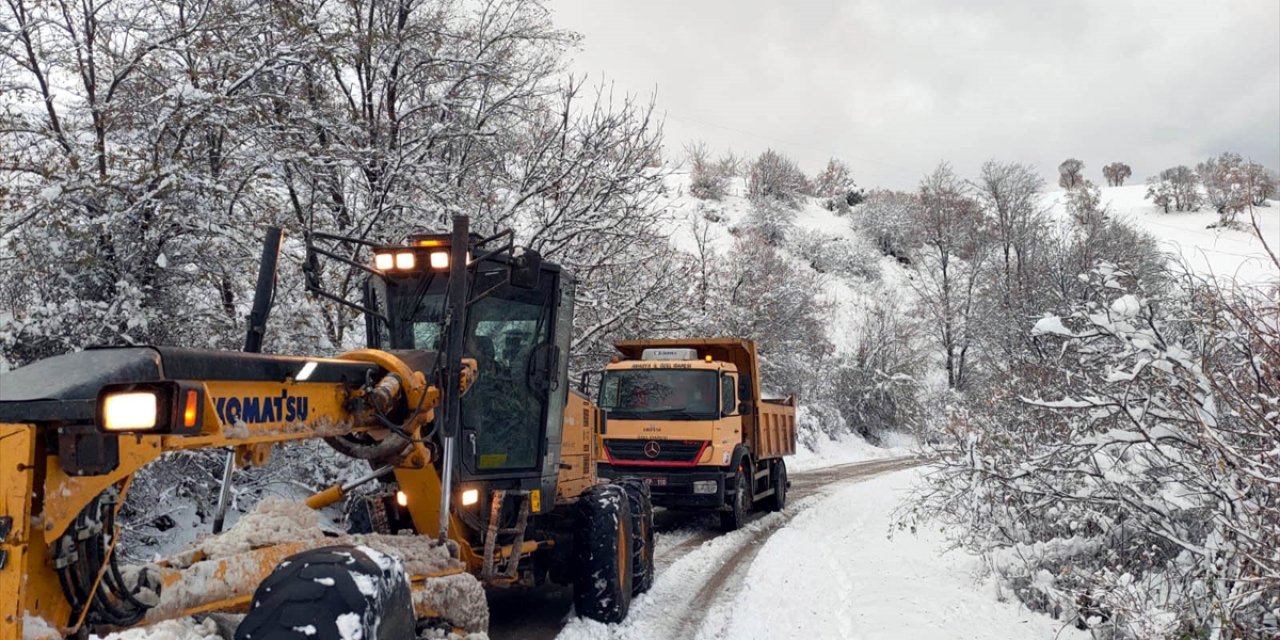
(573, 483, 634, 623)
(719, 465, 751, 532)
(618, 478, 656, 595)
(236, 546, 414, 640)
(761, 459, 788, 512)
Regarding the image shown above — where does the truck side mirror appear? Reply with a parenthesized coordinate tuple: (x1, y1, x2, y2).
(738, 402, 751, 415)
(510, 247, 542, 290)
(579, 370, 603, 395)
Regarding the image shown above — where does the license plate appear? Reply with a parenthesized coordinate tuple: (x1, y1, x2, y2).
(644, 476, 667, 486)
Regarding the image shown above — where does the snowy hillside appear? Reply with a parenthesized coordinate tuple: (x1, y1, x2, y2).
(1044, 184, 1279, 283)
(661, 170, 916, 354)
(655, 171, 925, 454)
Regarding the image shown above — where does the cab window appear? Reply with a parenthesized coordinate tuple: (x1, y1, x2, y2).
(721, 374, 736, 416)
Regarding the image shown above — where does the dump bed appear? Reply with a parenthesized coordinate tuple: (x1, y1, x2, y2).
(757, 395, 797, 459)
(613, 338, 796, 460)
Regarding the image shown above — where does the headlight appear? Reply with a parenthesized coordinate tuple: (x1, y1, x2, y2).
(394, 252, 415, 270)
(96, 382, 205, 435)
(429, 251, 449, 270)
(102, 391, 159, 431)
(461, 488, 479, 506)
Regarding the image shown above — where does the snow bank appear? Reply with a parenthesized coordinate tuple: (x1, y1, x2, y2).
(790, 430, 916, 472)
(716, 470, 1089, 640)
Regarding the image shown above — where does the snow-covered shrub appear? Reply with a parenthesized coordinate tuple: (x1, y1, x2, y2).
(742, 196, 798, 245)
(687, 141, 731, 201)
(747, 149, 809, 207)
(786, 228, 881, 282)
(911, 262, 1280, 639)
(1145, 166, 1203, 213)
(834, 296, 928, 442)
(852, 189, 922, 263)
(1198, 152, 1275, 225)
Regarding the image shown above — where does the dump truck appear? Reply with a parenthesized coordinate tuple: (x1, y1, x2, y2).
(0, 216, 655, 640)
(594, 339, 796, 531)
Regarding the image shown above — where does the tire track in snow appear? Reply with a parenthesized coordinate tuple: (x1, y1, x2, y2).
(522, 455, 920, 640)
(671, 457, 919, 640)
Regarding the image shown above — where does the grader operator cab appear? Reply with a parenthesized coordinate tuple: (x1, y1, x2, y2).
(0, 216, 654, 640)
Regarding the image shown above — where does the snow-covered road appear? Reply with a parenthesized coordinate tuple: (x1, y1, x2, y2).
(553, 463, 1090, 640)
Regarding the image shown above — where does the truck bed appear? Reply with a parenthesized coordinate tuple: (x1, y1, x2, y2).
(756, 395, 796, 459)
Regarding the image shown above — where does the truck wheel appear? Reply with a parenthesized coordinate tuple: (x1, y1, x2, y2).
(236, 545, 414, 640)
(762, 459, 788, 512)
(618, 478, 656, 595)
(719, 466, 751, 532)
(573, 483, 634, 623)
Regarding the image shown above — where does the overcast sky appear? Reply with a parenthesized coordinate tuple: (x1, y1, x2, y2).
(551, 0, 1280, 189)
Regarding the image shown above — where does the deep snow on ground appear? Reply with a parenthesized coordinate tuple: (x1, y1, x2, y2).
(713, 470, 1089, 640)
(1044, 184, 1279, 283)
(559, 469, 1089, 640)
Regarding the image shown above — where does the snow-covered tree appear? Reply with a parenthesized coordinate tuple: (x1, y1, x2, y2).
(811, 157, 864, 212)
(1198, 152, 1274, 224)
(912, 162, 990, 391)
(1102, 162, 1132, 187)
(1058, 158, 1086, 189)
(747, 149, 809, 207)
(912, 261, 1279, 638)
(1145, 165, 1202, 213)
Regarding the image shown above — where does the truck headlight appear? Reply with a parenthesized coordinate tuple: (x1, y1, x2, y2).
(692, 480, 718, 494)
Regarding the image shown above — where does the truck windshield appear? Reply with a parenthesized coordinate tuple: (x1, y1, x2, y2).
(599, 369, 720, 420)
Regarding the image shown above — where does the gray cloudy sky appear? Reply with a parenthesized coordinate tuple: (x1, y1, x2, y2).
(551, 0, 1280, 189)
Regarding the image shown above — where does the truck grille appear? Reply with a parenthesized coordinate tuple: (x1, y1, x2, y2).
(604, 439, 706, 465)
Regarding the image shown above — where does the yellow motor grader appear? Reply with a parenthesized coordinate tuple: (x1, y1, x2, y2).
(0, 216, 654, 639)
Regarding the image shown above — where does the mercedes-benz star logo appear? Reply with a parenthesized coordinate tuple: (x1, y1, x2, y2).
(643, 441, 662, 459)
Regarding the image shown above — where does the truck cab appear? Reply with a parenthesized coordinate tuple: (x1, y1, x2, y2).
(596, 338, 796, 530)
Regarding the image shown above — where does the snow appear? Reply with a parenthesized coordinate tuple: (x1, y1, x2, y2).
(1031, 315, 1073, 337)
(91, 618, 221, 640)
(711, 471, 1090, 639)
(1044, 185, 1279, 283)
(21, 615, 59, 640)
(790, 429, 916, 472)
(558, 469, 1087, 640)
(185, 496, 324, 562)
(335, 613, 363, 640)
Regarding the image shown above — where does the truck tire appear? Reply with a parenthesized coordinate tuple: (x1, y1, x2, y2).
(573, 483, 634, 623)
(618, 478, 656, 595)
(720, 466, 751, 532)
(236, 545, 414, 640)
(762, 459, 788, 512)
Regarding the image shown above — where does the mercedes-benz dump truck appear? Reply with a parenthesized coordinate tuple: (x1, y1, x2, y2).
(595, 338, 796, 531)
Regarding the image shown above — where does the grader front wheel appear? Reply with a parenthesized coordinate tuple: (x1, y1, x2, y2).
(572, 483, 634, 623)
